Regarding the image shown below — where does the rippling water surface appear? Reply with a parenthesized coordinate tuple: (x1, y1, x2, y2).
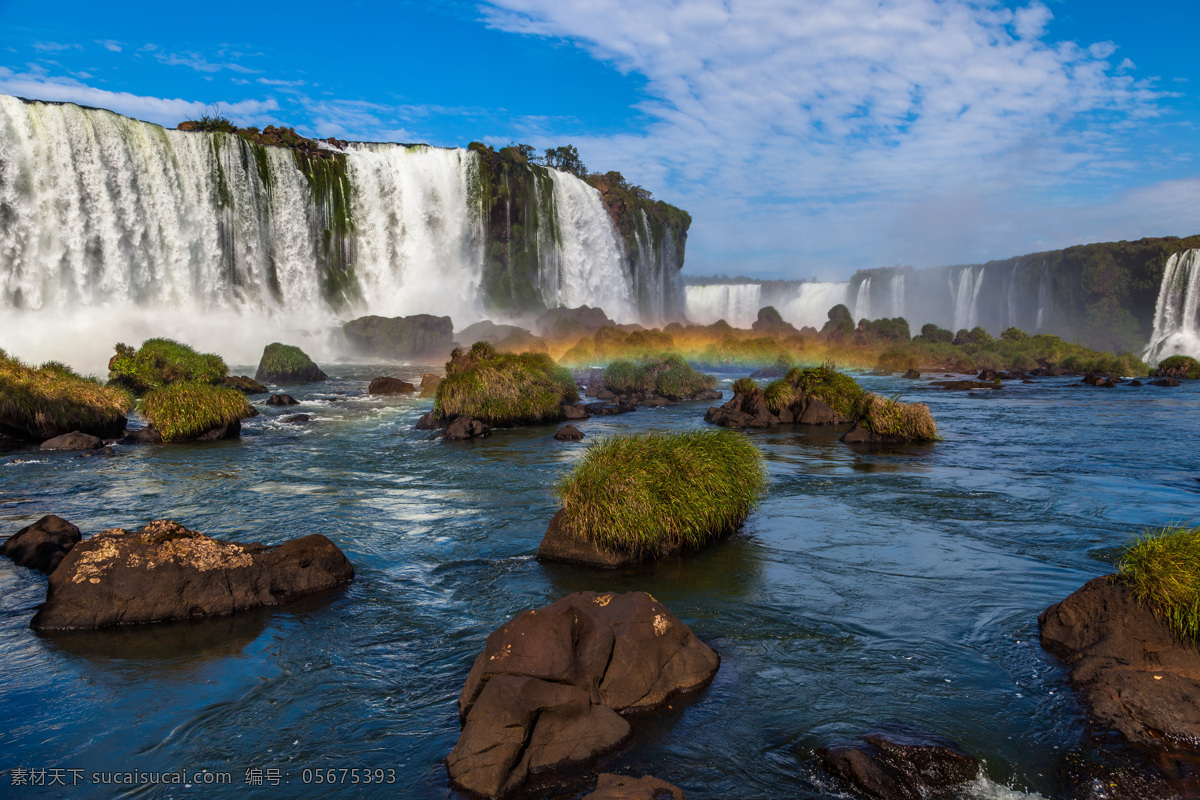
(1, 369, 1197, 799)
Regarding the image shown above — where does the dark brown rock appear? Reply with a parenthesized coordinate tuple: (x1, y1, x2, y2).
(818, 724, 979, 800)
(368, 376, 417, 396)
(342, 314, 455, 360)
(266, 394, 299, 406)
(562, 403, 591, 420)
(31, 520, 354, 631)
(119, 426, 163, 445)
(192, 418, 242, 441)
(902, 369, 921, 379)
(444, 417, 491, 440)
(40, 431, 103, 451)
(537, 510, 638, 568)
(584, 773, 685, 800)
(1, 515, 81, 574)
(584, 402, 637, 416)
(222, 375, 267, 394)
(554, 425, 585, 441)
(282, 414, 311, 424)
(415, 411, 442, 430)
(447, 591, 719, 798)
(1151, 377, 1180, 387)
(798, 396, 852, 425)
(419, 373, 442, 398)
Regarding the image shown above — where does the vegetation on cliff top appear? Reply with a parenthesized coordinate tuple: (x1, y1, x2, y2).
(1118, 526, 1200, 647)
(555, 429, 767, 557)
(108, 339, 227, 395)
(434, 341, 578, 426)
(139, 382, 255, 443)
(0, 350, 132, 440)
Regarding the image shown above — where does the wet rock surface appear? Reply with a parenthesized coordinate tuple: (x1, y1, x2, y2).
(368, 376, 417, 395)
(2, 515, 82, 574)
(221, 375, 267, 394)
(554, 425, 584, 441)
(818, 724, 980, 800)
(537, 510, 638, 569)
(583, 773, 685, 800)
(266, 394, 299, 406)
(32, 520, 354, 631)
(446, 590, 719, 799)
(39, 431, 103, 451)
(443, 417, 491, 440)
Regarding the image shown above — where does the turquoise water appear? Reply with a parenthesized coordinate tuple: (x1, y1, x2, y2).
(1, 369, 1197, 798)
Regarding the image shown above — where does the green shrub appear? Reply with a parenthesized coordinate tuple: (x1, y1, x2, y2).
(859, 393, 939, 442)
(603, 360, 652, 394)
(877, 347, 918, 372)
(731, 377, 758, 396)
(139, 382, 254, 443)
(785, 364, 865, 417)
(555, 429, 768, 557)
(651, 355, 716, 400)
(1001, 327, 1028, 342)
(435, 350, 578, 426)
(0, 350, 133, 439)
(1156, 355, 1200, 379)
(1118, 526, 1200, 646)
(763, 379, 799, 413)
(108, 338, 227, 394)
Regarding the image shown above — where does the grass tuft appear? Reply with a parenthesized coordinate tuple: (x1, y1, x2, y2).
(603, 360, 652, 394)
(108, 339, 228, 395)
(0, 351, 132, 439)
(435, 348, 578, 426)
(859, 393, 939, 441)
(785, 363, 865, 417)
(1118, 526, 1200, 646)
(556, 429, 768, 557)
(652, 354, 716, 399)
(139, 382, 255, 443)
(763, 379, 800, 413)
(731, 377, 758, 396)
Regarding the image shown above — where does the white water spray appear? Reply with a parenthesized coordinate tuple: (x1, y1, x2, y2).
(1143, 249, 1200, 363)
(684, 284, 763, 327)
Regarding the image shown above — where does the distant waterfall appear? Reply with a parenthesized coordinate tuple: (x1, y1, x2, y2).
(0, 96, 666, 369)
(1036, 263, 1051, 330)
(890, 274, 906, 319)
(950, 266, 986, 331)
(684, 284, 763, 327)
(1143, 249, 1200, 363)
(853, 277, 873, 321)
(782, 282, 850, 329)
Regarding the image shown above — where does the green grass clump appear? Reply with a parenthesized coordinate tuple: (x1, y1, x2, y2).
(731, 377, 758, 396)
(556, 429, 768, 557)
(859, 393, 939, 442)
(1118, 526, 1200, 646)
(0, 350, 133, 439)
(1156, 355, 1200, 379)
(877, 347, 917, 373)
(785, 364, 865, 417)
(435, 348, 578, 426)
(763, 379, 799, 413)
(603, 360, 652, 394)
(139, 382, 254, 443)
(652, 355, 716, 400)
(108, 338, 228, 394)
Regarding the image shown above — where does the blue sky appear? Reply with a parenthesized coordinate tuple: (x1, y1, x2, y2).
(1, 0, 1197, 279)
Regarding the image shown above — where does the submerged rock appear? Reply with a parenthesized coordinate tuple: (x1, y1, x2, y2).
(40, 431, 103, 451)
(1151, 377, 1180, 387)
(902, 369, 921, 379)
(368, 376, 417, 396)
(446, 591, 718, 799)
(583, 774, 685, 800)
(31, 520, 354, 631)
(1, 515, 82, 574)
(282, 414, 311, 424)
(818, 724, 980, 800)
(119, 426, 163, 445)
(554, 425, 585, 441)
(444, 417, 491, 441)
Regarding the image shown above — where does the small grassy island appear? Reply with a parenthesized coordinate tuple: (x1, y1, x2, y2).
(538, 429, 768, 567)
(108, 338, 227, 393)
(0, 350, 132, 440)
(255, 342, 328, 383)
(1117, 525, 1200, 645)
(602, 354, 717, 400)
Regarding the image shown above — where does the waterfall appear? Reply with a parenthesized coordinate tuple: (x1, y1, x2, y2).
(782, 282, 850, 329)
(0, 96, 662, 370)
(890, 274, 906, 319)
(1035, 263, 1051, 330)
(684, 284, 763, 327)
(1143, 249, 1200, 363)
(949, 265, 986, 331)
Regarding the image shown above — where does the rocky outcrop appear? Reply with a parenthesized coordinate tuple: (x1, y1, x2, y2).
(751, 306, 799, 337)
(704, 389, 776, 428)
(222, 375, 267, 394)
(555, 425, 585, 441)
(444, 417, 491, 441)
(902, 369, 921, 379)
(446, 591, 719, 799)
(583, 774, 684, 800)
(39, 431, 103, 451)
(562, 403, 590, 420)
(255, 343, 327, 383)
(419, 373, 442, 398)
(1151, 377, 1180, 387)
(456, 321, 541, 353)
(1040, 576, 1200, 790)
(266, 394, 299, 406)
(31, 520, 354, 631)
(368, 377, 417, 396)
(818, 724, 980, 800)
(537, 305, 616, 339)
(2, 515, 82, 574)
(119, 426, 163, 444)
(342, 314, 455, 360)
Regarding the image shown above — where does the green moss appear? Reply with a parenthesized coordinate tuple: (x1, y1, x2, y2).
(785, 364, 865, 417)
(0, 350, 132, 439)
(1157, 355, 1200, 378)
(435, 346, 578, 426)
(140, 382, 254, 443)
(108, 338, 228, 395)
(256, 343, 324, 382)
(555, 429, 767, 557)
(1118, 526, 1200, 646)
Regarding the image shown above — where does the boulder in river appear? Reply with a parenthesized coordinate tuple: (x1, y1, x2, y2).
(818, 724, 980, 800)
(222, 375, 267, 394)
(446, 591, 719, 799)
(444, 417, 491, 440)
(31, 520, 354, 631)
(1151, 377, 1180, 387)
(583, 774, 685, 800)
(1, 515, 82, 574)
(554, 425, 584, 441)
(266, 394, 299, 406)
(902, 369, 921, 379)
(255, 343, 327, 383)
(368, 376, 417, 396)
(39, 431, 103, 451)
(562, 403, 590, 420)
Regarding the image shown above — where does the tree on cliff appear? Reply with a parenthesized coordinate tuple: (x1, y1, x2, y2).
(543, 145, 588, 178)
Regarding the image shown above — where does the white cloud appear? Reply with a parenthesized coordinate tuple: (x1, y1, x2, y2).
(480, 0, 1178, 275)
(32, 42, 81, 52)
(257, 77, 306, 87)
(96, 39, 123, 53)
(0, 68, 279, 128)
(154, 50, 258, 74)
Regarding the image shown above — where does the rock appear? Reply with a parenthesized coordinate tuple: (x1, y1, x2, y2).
(818, 724, 980, 800)
(584, 774, 685, 800)
(1040, 576, 1200, 766)
(254, 343, 327, 383)
(76, 446, 116, 458)
(342, 314, 455, 360)
(282, 414, 311, 424)
(1151, 377, 1180, 387)
(902, 369, 921, 379)
(536, 305, 616, 339)
(415, 411, 442, 430)
(31, 520, 354, 631)
(1, 515, 82, 574)
(266, 394, 299, 406)
(584, 402, 637, 417)
(222, 375, 267, 394)
(597, 388, 616, 401)
(444, 417, 491, 440)
(1129, 379, 1144, 387)
(538, 512, 638, 567)
(798, 396, 850, 425)
(456, 321, 540, 352)
(1082, 373, 1117, 387)
(446, 591, 719, 798)
(119, 426, 163, 444)
(190, 418, 242, 442)
(368, 376, 417, 396)
(840, 423, 875, 444)
(562, 403, 591, 420)
(554, 425, 584, 441)
(39, 431, 103, 451)
(750, 366, 786, 378)
(419, 373, 442, 398)
(932, 380, 1001, 390)
(694, 388, 723, 401)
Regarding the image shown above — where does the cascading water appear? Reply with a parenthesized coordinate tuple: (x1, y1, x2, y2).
(890, 274, 906, 319)
(1036, 264, 1051, 331)
(1143, 249, 1200, 363)
(853, 276, 873, 321)
(0, 96, 668, 370)
(950, 265, 987, 331)
(782, 282, 850, 329)
(684, 284, 763, 327)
